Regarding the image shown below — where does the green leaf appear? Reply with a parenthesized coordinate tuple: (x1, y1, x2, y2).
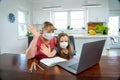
(26, 32, 32, 37)
(95, 25, 109, 34)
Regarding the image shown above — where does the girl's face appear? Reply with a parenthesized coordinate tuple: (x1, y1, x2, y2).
(60, 36, 68, 42)
(60, 36, 69, 48)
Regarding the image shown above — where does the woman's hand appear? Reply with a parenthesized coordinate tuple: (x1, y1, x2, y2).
(40, 44, 51, 56)
(40, 43, 56, 57)
(28, 25, 40, 37)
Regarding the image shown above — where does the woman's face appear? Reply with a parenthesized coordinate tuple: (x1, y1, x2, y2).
(42, 28, 54, 34)
(42, 29, 54, 40)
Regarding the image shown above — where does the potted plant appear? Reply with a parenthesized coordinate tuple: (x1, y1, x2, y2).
(26, 31, 32, 37)
(67, 25, 70, 30)
(95, 25, 109, 35)
(26, 32, 33, 46)
(82, 27, 86, 30)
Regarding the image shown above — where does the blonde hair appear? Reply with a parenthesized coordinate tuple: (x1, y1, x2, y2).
(57, 33, 74, 59)
(42, 21, 55, 32)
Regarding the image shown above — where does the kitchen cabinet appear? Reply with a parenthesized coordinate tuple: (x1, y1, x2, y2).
(32, 11, 51, 24)
(87, 8, 109, 22)
(86, 0, 109, 22)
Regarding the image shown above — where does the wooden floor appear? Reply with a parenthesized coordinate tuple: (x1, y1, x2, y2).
(106, 49, 120, 56)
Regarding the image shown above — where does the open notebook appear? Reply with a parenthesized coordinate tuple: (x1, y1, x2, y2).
(40, 57, 67, 67)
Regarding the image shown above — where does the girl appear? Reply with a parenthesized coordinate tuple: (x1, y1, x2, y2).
(26, 21, 57, 59)
(57, 33, 74, 59)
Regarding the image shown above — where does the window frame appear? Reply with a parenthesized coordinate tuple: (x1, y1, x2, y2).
(17, 10, 28, 39)
(52, 10, 86, 30)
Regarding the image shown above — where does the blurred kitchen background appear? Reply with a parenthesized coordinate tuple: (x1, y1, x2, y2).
(0, 0, 120, 56)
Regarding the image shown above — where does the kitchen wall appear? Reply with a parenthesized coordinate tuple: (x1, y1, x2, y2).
(31, 0, 109, 24)
(109, 0, 120, 33)
(108, 0, 120, 48)
(31, 0, 109, 34)
(0, 0, 119, 54)
(0, 0, 31, 54)
(31, 0, 85, 10)
(32, 0, 109, 24)
(109, 0, 120, 10)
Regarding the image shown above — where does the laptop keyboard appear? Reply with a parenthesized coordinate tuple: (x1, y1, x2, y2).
(68, 63, 78, 71)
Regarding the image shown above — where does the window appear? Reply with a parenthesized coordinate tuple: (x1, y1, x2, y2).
(70, 11, 84, 29)
(18, 10, 27, 37)
(54, 12, 67, 29)
(108, 16, 119, 35)
(54, 11, 85, 30)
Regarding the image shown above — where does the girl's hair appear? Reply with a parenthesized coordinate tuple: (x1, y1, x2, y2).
(42, 21, 55, 32)
(57, 33, 74, 59)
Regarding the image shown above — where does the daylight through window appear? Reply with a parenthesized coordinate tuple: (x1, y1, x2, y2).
(54, 11, 85, 30)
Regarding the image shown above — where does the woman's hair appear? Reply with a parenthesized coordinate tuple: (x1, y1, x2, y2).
(57, 33, 74, 59)
(42, 21, 55, 32)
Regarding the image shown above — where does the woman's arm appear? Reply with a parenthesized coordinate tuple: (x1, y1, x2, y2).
(26, 25, 40, 59)
(26, 37, 39, 59)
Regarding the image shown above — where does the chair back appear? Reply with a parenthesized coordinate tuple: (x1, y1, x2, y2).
(28, 36, 33, 47)
(69, 36, 76, 50)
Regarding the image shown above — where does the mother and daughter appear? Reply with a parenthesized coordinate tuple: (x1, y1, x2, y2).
(26, 21, 75, 60)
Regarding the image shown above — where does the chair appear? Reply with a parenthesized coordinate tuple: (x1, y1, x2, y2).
(69, 36, 76, 51)
(28, 36, 33, 47)
(69, 36, 76, 55)
(111, 37, 120, 44)
(110, 37, 120, 48)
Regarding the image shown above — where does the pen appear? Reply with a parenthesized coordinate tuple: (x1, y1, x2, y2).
(29, 63, 34, 72)
(36, 63, 44, 71)
(29, 62, 33, 70)
(34, 62, 37, 71)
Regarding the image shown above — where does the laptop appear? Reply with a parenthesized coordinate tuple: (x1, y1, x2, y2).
(58, 40, 106, 74)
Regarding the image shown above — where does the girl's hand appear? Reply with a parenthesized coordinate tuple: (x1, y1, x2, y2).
(28, 25, 40, 37)
(40, 44, 51, 56)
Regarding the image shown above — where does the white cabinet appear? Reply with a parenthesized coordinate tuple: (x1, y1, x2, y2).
(87, 8, 109, 22)
(86, 0, 109, 22)
(32, 11, 51, 24)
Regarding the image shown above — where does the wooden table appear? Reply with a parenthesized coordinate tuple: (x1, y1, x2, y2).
(0, 54, 120, 80)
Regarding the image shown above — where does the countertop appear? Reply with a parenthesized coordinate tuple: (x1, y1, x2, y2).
(54, 30, 120, 38)
(67, 34, 120, 38)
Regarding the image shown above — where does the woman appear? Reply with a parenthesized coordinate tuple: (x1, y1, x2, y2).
(26, 21, 57, 59)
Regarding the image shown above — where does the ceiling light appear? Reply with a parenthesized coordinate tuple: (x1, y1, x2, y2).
(42, 6, 61, 10)
(82, 4, 102, 7)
